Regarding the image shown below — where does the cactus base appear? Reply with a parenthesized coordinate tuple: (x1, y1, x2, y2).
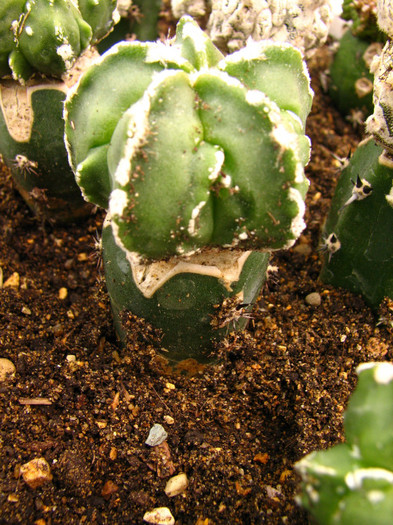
(102, 218, 270, 364)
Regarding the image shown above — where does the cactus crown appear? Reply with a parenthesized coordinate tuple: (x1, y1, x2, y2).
(296, 362, 393, 524)
(65, 16, 313, 261)
(0, 0, 119, 83)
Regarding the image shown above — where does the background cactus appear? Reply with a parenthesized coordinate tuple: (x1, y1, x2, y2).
(295, 361, 393, 525)
(320, 0, 393, 308)
(0, 0, 118, 83)
(319, 137, 393, 308)
(0, 0, 119, 221)
(171, 0, 340, 58)
(328, 0, 386, 120)
(64, 16, 313, 362)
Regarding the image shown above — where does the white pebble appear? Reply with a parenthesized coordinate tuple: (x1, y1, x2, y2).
(0, 358, 16, 381)
(145, 424, 168, 446)
(305, 292, 321, 307)
(165, 472, 189, 497)
(143, 507, 175, 525)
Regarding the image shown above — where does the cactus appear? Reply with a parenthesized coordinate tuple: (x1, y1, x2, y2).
(321, 0, 393, 308)
(1, 0, 118, 83)
(328, 0, 387, 121)
(0, 0, 119, 221)
(319, 137, 393, 308)
(64, 16, 313, 362)
(328, 30, 380, 119)
(295, 361, 393, 525)
(171, 0, 339, 58)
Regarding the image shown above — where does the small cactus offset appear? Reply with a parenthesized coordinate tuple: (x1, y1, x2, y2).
(295, 361, 393, 525)
(0, 0, 119, 83)
(64, 15, 313, 361)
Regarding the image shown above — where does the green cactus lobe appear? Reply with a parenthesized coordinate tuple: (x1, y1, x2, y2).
(296, 362, 393, 525)
(221, 43, 313, 127)
(320, 138, 393, 308)
(0, 0, 26, 77)
(77, 0, 118, 44)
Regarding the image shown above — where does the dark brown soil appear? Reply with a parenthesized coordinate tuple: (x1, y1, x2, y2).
(1, 43, 392, 525)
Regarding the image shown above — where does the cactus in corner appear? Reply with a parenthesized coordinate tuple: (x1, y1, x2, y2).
(320, 0, 393, 309)
(295, 361, 393, 525)
(64, 16, 313, 363)
(0, 0, 119, 221)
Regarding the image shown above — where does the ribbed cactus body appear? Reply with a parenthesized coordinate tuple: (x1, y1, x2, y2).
(65, 16, 312, 261)
(295, 362, 393, 525)
(0, 0, 118, 83)
(320, 137, 393, 309)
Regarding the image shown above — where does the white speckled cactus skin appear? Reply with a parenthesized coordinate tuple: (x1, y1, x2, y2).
(172, 0, 343, 57)
(295, 362, 393, 525)
(376, 0, 393, 39)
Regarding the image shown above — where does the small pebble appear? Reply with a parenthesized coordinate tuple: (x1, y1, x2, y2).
(164, 473, 188, 497)
(143, 507, 175, 525)
(3, 272, 19, 288)
(58, 287, 68, 300)
(145, 424, 168, 447)
(0, 358, 16, 381)
(305, 292, 321, 307)
(20, 458, 53, 489)
(163, 415, 174, 425)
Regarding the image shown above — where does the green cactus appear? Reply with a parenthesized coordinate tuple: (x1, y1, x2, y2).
(328, 30, 378, 119)
(0, 0, 118, 83)
(65, 16, 312, 259)
(0, 79, 93, 221)
(64, 16, 312, 362)
(319, 137, 393, 309)
(295, 361, 393, 525)
(329, 0, 386, 120)
(321, 0, 393, 309)
(0, 0, 119, 221)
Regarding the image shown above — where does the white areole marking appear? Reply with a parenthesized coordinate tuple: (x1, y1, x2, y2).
(188, 200, 207, 236)
(345, 468, 393, 490)
(109, 188, 129, 217)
